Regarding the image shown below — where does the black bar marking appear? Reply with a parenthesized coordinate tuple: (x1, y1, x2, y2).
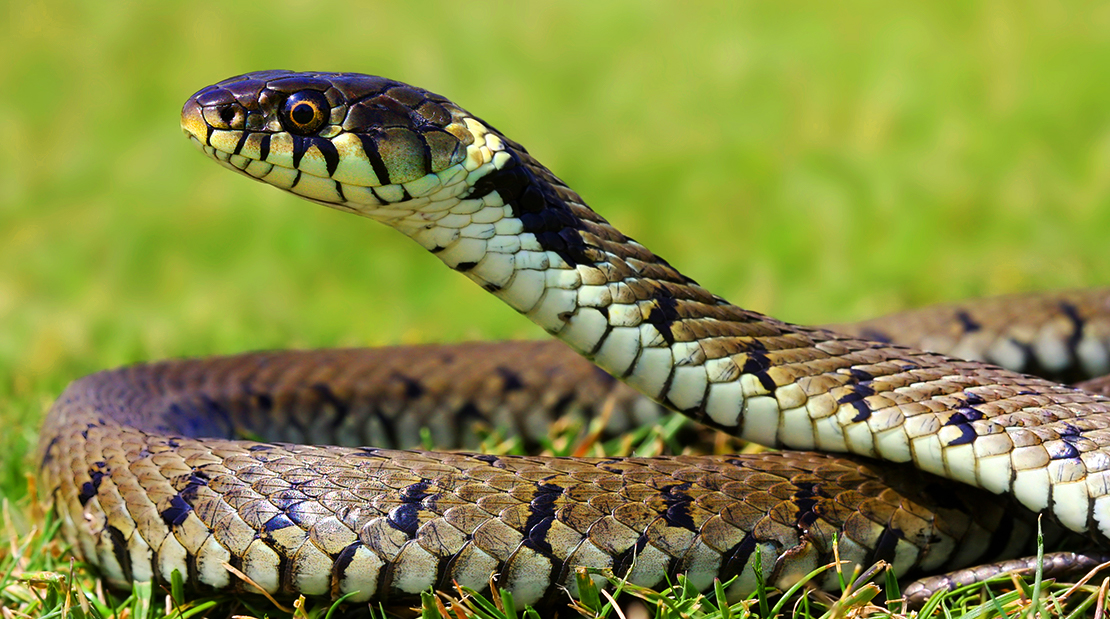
(232, 130, 249, 156)
(262, 514, 296, 533)
(956, 310, 981, 333)
(1050, 442, 1081, 460)
(613, 533, 651, 578)
(106, 525, 132, 583)
(1060, 301, 1086, 368)
(660, 483, 697, 530)
(386, 504, 420, 536)
(259, 134, 271, 161)
(520, 483, 563, 556)
(312, 383, 350, 435)
(945, 423, 978, 446)
(848, 368, 874, 383)
(367, 405, 400, 449)
(79, 468, 108, 506)
(464, 157, 529, 203)
(400, 481, 433, 503)
(417, 130, 434, 175)
(860, 328, 893, 343)
(495, 367, 525, 391)
(160, 494, 193, 527)
(719, 532, 758, 583)
(40, 436, 59, 467)
(869, 526, 903, 565)
(838, 384, 875, 423)
(792, 481, 825, 529)
(741, 350, 778, 393)
(391, 372, 426, 399)
(356, 134, 392, 186)
(315, 138, 340, 176)
(645, 294, 680, 346)
(945, 407, 983, 425)
(291, 135, 308, 168)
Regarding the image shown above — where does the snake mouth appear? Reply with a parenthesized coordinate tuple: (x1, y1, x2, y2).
(181, 94, 364, 206)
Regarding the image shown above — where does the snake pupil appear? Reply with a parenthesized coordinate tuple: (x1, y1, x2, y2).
(291, 103, 315, 125)
(218, 106, 236, 124)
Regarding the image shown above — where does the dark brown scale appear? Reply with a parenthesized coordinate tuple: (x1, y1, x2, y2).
(345, 100, 412, 129)
(383, 86, 429, 108)
(267, 75, 334, 93)
(195, 85, 236, 107)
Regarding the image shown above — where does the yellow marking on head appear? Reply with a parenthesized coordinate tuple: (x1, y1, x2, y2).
(237, 133, 266, 161)
(290, 172, 342, 203)
(296, 143, 331, 179)
(209, 130, 241, 155)
(265, 133, 296, 170)
(180, 102, 206, 141)
(331, 132, 382, 187)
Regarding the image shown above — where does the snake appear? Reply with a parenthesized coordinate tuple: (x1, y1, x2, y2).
(39, 70, 1110, 610)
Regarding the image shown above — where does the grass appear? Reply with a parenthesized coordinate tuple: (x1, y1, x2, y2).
(6, 1, 1110, 617)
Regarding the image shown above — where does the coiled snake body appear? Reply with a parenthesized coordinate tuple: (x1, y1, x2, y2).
(39, 71, 1110, 608)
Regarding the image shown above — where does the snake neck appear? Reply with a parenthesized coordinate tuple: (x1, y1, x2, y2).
(372, 116, 835, 441)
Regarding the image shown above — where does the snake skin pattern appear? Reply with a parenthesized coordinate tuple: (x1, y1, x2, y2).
(39, 71, 1110, 608)
(828, 289, 1110, 385)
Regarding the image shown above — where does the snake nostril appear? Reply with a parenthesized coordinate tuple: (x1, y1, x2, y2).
(219, 106, 236, 124)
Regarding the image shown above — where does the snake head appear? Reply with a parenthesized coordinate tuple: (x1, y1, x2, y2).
(181, 71, 494, 213)
(183, 71, 598, 316)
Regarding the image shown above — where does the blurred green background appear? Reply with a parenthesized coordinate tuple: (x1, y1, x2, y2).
(4, 1, 1110, 499)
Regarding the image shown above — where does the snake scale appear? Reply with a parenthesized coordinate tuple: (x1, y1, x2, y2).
(39, 71, 1110, 609)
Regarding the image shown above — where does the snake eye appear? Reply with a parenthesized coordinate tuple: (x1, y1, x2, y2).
(280, 90, 330, 135)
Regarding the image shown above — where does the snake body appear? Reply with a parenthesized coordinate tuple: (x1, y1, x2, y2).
(40, 71, 1110, 607)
